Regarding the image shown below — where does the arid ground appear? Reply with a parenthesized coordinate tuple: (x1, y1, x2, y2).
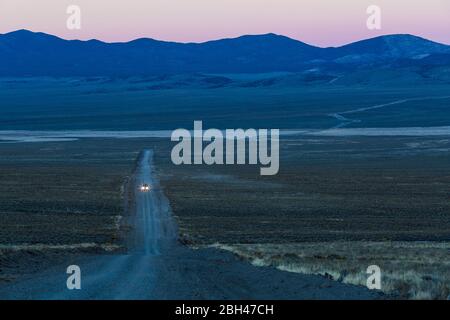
(0, 134, 449, 298)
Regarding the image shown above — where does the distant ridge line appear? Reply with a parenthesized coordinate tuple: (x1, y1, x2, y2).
(0, 29, 449, 76)
(1, 29, 449, 48)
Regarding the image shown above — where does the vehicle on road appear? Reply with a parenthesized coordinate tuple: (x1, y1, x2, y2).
(140, 183, 151, 192)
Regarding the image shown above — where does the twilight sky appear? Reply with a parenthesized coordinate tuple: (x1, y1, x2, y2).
(0, 0, 448, 46)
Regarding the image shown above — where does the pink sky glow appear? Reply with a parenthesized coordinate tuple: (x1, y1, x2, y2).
(0, 0, 448, 46)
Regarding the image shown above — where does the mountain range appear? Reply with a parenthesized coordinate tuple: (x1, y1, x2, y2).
(0, 29, 449, 77)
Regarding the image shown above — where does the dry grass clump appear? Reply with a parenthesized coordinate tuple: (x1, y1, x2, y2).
(209, 241, 450, 300)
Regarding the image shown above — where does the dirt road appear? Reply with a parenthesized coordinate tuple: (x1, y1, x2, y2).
(0, 150, 380, 299)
